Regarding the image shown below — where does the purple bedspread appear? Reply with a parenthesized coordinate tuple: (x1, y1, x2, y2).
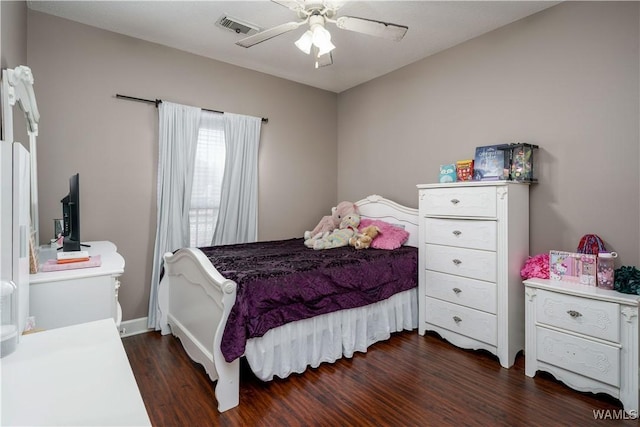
(198, 238, 417, 362)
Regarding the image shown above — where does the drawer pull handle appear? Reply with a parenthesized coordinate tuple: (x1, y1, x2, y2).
(453, 316, 462, 323)
(567, 310, 582, 318)
(450, 199, 460, 205)
(452, 288, 462, 294)
(452, 230, 462, 236)
(452, 259, 462, 265)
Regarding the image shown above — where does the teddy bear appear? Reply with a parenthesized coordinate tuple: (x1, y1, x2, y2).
(305, 213, 360, 250)
(304, 201, 359, 241)
(349, 225, 380, 250)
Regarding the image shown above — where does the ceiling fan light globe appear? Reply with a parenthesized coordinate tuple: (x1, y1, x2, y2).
(316, 40, 335, 57)
(312, 26, 335, 56)
(295, 30, 313, 54)
(311, 25, 331, 45)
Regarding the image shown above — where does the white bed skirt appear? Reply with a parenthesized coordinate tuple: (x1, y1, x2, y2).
(245, 288, 418, 381)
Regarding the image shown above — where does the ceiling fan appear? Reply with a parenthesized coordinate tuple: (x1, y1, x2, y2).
(236, 0, 409, 68)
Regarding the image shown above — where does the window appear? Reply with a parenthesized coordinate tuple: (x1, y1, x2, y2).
(189, 112, 225, 247)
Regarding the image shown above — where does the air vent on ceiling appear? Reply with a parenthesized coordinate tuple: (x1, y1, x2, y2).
(216, 15, 260, 36)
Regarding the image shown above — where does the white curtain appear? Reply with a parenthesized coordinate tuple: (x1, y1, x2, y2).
(211, 113, 261, 245)
(148, 102, 202, 329)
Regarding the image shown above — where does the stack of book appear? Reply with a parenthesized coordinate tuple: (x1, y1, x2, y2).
(40, 251, 102, 272)
(56, 250, 90, 264)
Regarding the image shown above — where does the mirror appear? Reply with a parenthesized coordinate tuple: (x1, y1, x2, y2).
(1, 66, 41, 246)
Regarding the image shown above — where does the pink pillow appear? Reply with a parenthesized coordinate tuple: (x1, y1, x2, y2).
(359, 219, 409, 250)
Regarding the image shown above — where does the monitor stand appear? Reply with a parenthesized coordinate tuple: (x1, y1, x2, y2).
(58, 242, 91, 250)
(62, 238, 80, 252)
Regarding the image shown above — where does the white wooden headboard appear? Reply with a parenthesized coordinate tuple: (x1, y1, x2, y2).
(354, 195, 419, 247)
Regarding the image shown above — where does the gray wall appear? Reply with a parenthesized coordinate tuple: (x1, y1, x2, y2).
(338, 1, 640, 267)
(27, 11, 337, 321)
(1, 0, 29, 145)
(1, 0, 27, 69)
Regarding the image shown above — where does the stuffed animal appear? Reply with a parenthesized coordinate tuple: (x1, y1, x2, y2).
(306, 213, 361, 250)
(304, 201, 359, 240)
(349, 225, 380, 250)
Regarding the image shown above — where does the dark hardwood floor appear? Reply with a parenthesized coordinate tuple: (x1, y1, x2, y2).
(123, 330, 635, 426)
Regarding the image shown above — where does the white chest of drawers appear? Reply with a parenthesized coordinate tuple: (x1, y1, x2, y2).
(417, 182, 530, 368)
(524, 278, 639, 415)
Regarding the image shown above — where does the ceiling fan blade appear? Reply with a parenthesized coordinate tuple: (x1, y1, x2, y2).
(335, 16, 408, 41)
(271, 0, 306, 14)
(236, 21, 305, 48)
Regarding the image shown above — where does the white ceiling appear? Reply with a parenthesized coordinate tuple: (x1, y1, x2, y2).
(27, 1, 560, 93)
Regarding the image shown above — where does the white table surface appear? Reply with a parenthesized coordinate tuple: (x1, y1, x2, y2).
(1, 319, 151, 426)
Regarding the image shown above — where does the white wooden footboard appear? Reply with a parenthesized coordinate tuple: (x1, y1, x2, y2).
(157, 248, 240, 412)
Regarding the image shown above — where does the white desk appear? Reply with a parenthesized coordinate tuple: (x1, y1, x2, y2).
(30, 241, 124, 330)
(1, 319, 151, 426)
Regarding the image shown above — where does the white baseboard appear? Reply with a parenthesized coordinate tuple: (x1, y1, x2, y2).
(119, 317, 153, 338)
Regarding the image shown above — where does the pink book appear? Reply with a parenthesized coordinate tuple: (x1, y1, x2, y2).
(39, 255, 102, 272)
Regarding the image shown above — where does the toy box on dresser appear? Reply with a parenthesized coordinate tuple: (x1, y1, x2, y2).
(417, 182, 530, 368)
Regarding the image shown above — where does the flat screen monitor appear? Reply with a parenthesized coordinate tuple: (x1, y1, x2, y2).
(61, 173, 80, 252)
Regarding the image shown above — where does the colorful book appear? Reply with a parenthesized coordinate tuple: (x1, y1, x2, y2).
(473, 145, 509, 181)
(57, 250, 89, 260)
(439, 164, 457, 183)
(549, 250, 597, 286)
(456, 159, 474, 181)
(57, 257, 91, 264)
(40, 255, 102, 272)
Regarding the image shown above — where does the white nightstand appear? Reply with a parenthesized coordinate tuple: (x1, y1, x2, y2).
(29, 241, 124, 330)
(524, 278, 639, 415)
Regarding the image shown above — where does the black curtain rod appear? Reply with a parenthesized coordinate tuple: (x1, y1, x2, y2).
(115, 94, 268, 123)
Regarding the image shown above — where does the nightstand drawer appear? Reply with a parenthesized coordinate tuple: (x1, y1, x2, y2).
(536, 327, 620, 387)
(425, 244, 496, 282)
(535, 289, 620, 343)
(424, 218, 496, 251)
(425, 270, 496, 314)
(425, 297, 497, 346)
(422, 186, 496, 217)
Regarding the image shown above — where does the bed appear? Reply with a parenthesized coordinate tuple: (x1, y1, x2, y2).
(157, 195, 419, 412)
